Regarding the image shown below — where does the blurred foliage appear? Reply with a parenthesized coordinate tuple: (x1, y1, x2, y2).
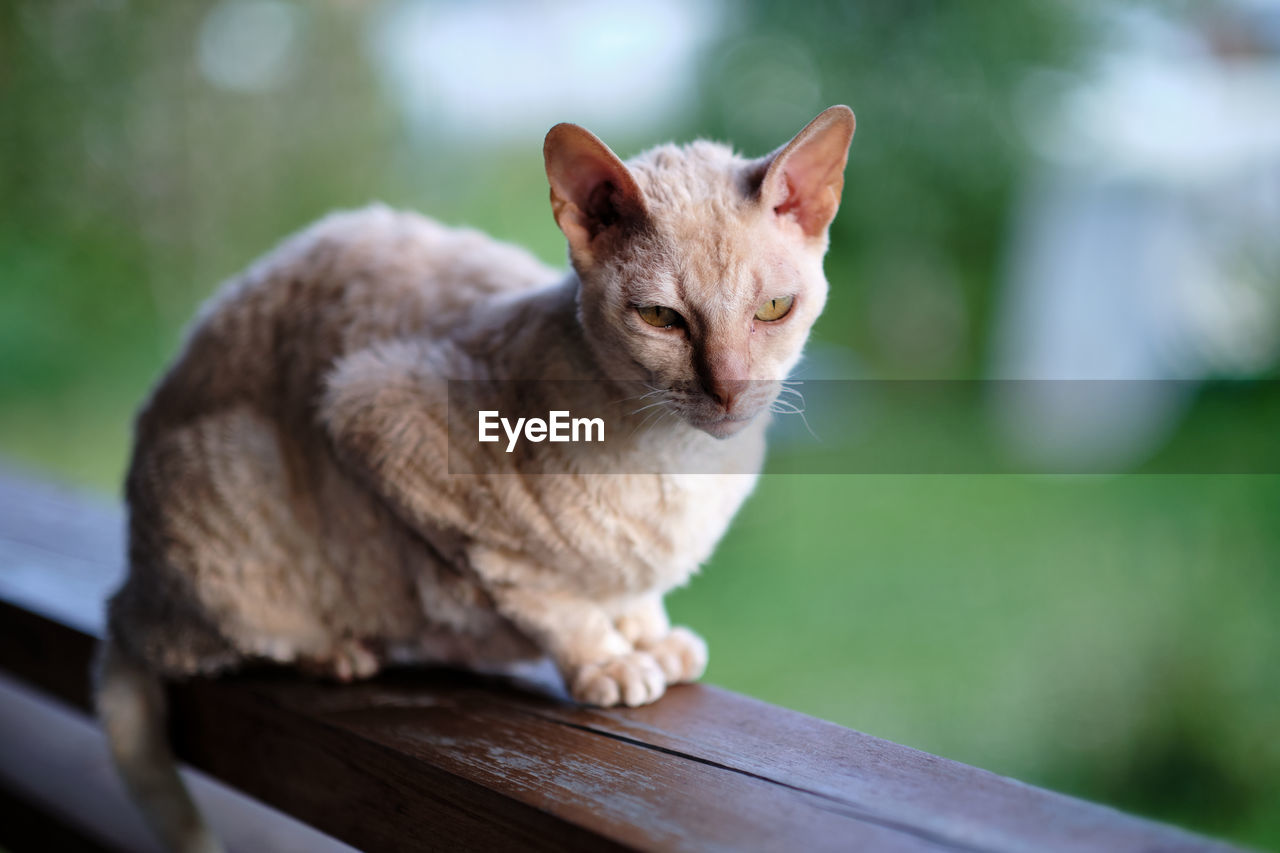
(690, 1, 1086, 377)
(0, 1, 1276, 848)
(671, 472, 1280, 844)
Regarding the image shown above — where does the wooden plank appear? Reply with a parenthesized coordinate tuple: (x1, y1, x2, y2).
(0, 468, 1242, 852)
(0, 785, 118, 853)
(0, 601, 944, 853)
(175, 673, 967, 853)
(0, 671, 359, 853)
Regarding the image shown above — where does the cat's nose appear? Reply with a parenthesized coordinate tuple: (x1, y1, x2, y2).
(706, 377, 749, 412)
(696, 346, 750, 412)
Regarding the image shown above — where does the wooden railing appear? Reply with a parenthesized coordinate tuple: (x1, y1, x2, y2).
(0, 467, 1241, 852)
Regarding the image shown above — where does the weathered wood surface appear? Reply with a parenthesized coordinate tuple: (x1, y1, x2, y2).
(0, 467, 1241, 852)
(0, 670, 357, 853)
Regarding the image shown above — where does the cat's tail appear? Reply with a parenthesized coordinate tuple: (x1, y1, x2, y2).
(95, 639, 224, 853)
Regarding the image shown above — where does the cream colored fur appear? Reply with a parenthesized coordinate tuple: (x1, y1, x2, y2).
(96, 106, 853, 852)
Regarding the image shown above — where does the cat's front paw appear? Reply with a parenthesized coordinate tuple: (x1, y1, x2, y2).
(569, 651, 666, 707)
(638, 626, 707, 684)
(300, 639, 381, 683)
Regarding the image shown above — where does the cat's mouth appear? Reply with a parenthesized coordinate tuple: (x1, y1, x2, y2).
(687, 412, 755, 438)
(666, 381, 778, 438)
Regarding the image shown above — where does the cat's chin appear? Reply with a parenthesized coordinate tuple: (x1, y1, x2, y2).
(687, 413, 755, 439)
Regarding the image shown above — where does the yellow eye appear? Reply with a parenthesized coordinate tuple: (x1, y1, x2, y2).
(755, 295, 794, 322)
(637, 305, 683, 328)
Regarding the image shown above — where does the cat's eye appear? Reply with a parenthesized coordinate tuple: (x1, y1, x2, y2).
(755, 295, 794, 322)
(637, 305, 683, 328)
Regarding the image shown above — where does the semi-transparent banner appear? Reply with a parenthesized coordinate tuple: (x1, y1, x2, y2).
(444, 380, 1280, 475)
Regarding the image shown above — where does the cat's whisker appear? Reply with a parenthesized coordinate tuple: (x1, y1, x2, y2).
(778, 386, 808, 409)
(638, 409, 669, 438)
(769, 399, 820, 440)
(609, 387, 666, 407)
(652, 407, 678, 433)
(654, 409, 679, 444)
(629, 402, 672, 438)
(629, 398, 670, 418)
(796, 409, 820, 440)
(778, 397, 807, 414)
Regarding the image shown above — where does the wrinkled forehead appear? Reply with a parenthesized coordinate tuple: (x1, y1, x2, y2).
(619, 212, 768, 309)
(670, 214, 766, 303)
(619, 141, 797, 307)
(660, 212, 809, 315)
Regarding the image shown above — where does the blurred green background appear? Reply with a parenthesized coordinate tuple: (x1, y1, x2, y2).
(2, 1, 1277, 848)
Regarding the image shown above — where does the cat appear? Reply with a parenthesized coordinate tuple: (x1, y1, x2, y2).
(95, 105, 855, 852)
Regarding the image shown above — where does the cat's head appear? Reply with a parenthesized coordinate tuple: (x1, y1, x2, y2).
(544, 106, 855, 438)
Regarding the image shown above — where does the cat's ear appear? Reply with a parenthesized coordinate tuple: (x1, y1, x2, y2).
(544, 123, 647, 263)
(750, 105, 856, 240)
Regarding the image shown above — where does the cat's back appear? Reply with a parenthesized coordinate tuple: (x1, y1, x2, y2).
(138, 204, 558, 432)
(116, 205, 558, 673)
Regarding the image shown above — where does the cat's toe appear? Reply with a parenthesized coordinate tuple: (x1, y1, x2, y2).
(570, 652, 667, 707)
(328, 640, 380, 682)
(640, 626, 707, 684)
(613, 611, 647, 645)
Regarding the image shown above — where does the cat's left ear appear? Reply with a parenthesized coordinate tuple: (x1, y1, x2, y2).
(544, 123, 648, 265)
(751, 105, 856, 240)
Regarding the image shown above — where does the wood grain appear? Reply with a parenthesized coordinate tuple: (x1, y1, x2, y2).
(0, 467, 1240, 852)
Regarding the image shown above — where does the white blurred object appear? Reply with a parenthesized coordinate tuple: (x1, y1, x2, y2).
(197, 0, 303, 93)
(367, 0, 722, 142)
(993, 2, 1280, 470)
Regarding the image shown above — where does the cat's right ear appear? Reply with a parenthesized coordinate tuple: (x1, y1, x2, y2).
(544, 123, 647, 265)
(749, 105, 856, 241)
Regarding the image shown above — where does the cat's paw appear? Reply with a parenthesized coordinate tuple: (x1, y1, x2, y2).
(301, 640, 380, 682)
(638, 626, 707, 684)
(569, 651, 667, 707)
(333, 641, 380, 682)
